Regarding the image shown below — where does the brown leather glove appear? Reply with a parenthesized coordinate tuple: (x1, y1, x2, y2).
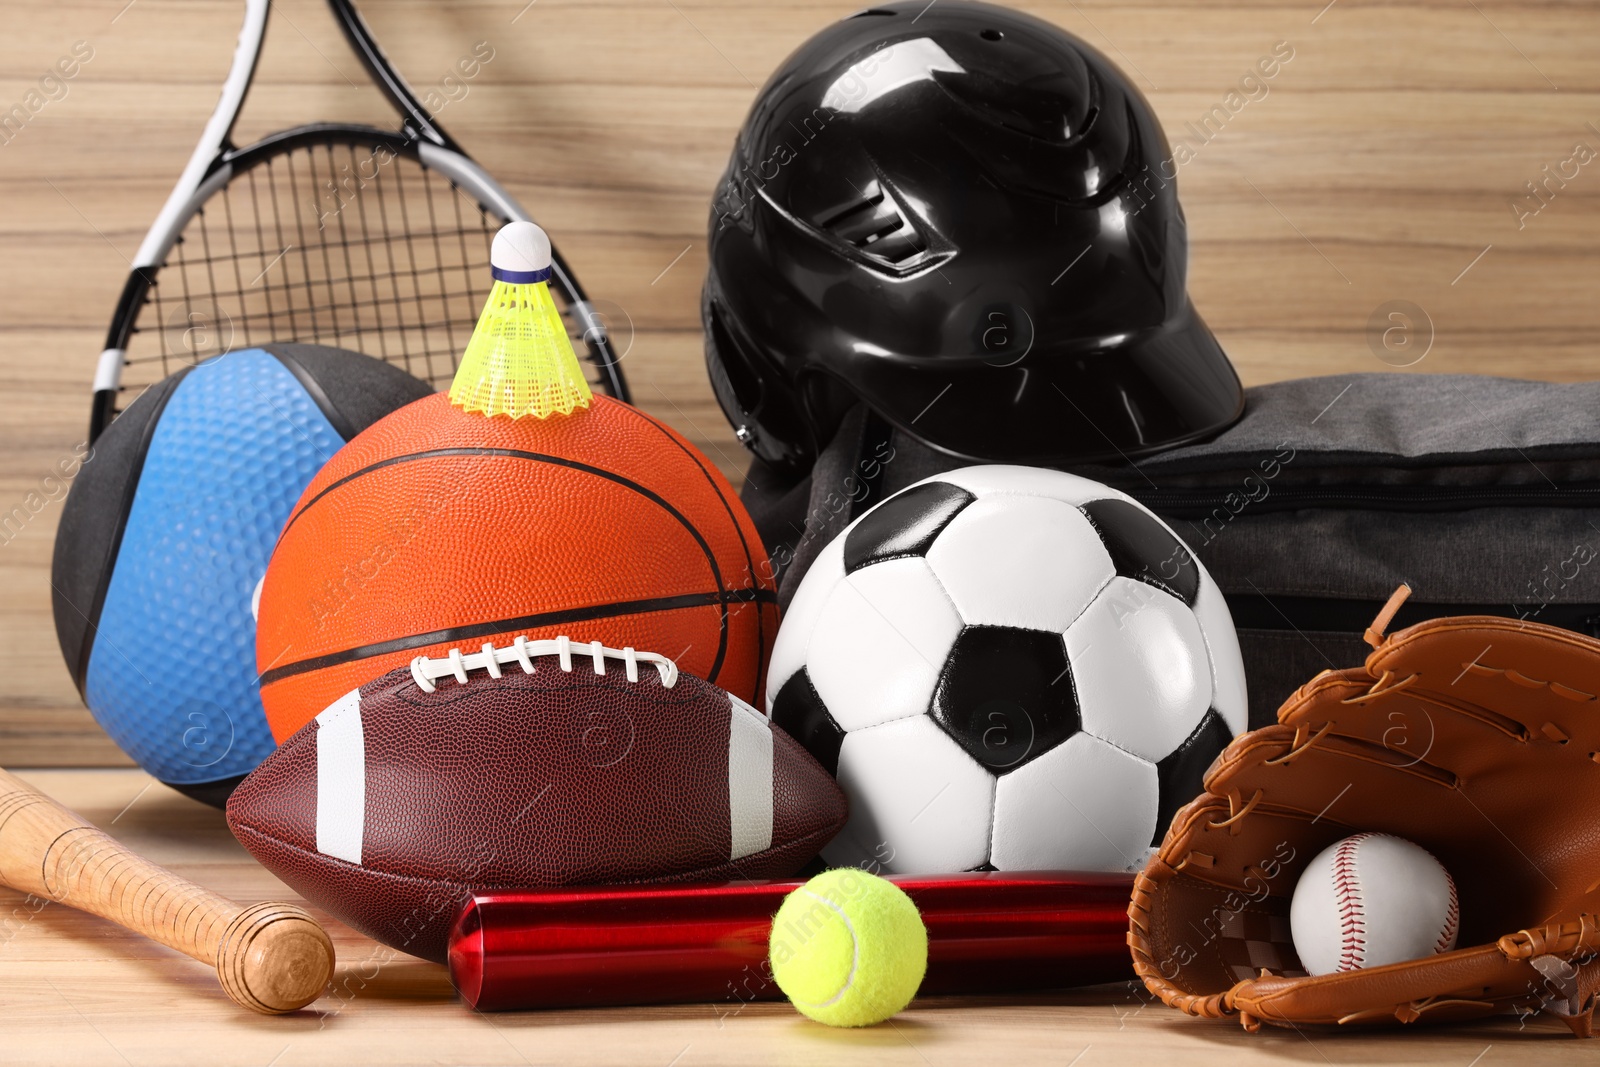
(1128, 587, 1600, 1036)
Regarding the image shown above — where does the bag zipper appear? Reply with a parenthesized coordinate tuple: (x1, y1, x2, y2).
(1223, 593, 1600, 639)
(1130, 483, 1600, 517)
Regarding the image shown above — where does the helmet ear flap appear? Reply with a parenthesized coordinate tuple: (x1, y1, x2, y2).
(703, 292, 814, 477)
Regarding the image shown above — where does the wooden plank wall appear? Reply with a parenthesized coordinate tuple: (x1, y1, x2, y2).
(1, 0, 1595, 765)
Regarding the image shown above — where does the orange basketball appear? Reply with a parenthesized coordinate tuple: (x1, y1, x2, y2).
(255, 392, 777, 742)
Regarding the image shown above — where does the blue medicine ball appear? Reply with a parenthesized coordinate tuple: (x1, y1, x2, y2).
(52, 344, 432, 806)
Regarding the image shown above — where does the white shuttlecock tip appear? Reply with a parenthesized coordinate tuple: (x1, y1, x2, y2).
(491, 221, 553, 275)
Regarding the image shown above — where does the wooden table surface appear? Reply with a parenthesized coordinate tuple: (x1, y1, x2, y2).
(2, 769, 1593, 1067)
(1, 1, 1597, 1062)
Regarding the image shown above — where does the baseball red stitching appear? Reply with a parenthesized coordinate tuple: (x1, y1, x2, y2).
(1332, 832, 1373, 972)
(1434, 870, 1460, 955)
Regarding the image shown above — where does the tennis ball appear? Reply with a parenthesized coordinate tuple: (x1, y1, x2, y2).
(768, 868, 928, 1027)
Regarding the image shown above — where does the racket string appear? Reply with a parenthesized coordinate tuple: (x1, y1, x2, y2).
(343, 141, 393, 365)
(121, 141, 609, 408)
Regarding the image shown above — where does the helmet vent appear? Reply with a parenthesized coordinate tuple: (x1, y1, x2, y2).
(815, 183, 928, 269)
(1073, 106, 1100, 141)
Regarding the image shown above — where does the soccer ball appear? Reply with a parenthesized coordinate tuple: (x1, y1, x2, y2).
(767, 465, 1247, 874)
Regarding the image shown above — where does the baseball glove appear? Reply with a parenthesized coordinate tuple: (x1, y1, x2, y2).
(1129, 586, 1600, 1036)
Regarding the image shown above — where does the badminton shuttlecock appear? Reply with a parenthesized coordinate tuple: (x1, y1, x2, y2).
(449, 221, 592, 419)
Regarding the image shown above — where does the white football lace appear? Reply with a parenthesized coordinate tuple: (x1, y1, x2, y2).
(409, 635, 679, 693)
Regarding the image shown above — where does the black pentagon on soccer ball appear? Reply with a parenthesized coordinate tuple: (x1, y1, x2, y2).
(843, 481, 975, 574)
(769, 668, 847, 776)
(931, 626, 1080, 773)
(1152, 709, 1233, 846)
(1081, 498, 1200, 605)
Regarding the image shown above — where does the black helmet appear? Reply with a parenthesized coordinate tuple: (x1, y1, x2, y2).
(705, 1, 1243, 478)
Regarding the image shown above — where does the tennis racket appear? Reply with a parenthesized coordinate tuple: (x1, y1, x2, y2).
(89, 0, 628, 442)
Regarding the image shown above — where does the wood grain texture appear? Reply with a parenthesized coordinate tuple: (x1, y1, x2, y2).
(0, 767, 334, 1013)
(0, 0, 1596, 767)
(0, 769, 1591, 1064)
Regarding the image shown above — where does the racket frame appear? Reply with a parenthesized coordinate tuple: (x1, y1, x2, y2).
(91, 0, 626, 442)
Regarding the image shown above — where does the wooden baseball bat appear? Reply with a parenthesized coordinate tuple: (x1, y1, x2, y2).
(0, 767, 333, 1013)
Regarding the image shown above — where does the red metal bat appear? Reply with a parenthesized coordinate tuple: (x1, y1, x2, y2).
(449, 871, 1134, 1011)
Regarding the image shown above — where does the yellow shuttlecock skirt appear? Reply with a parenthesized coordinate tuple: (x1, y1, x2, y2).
(449, 279, 592, 419)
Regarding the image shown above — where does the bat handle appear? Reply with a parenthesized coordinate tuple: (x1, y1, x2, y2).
(0, 770, 332, 1013)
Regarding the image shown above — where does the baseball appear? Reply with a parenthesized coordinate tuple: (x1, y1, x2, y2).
(1289, 832, 1459, 976)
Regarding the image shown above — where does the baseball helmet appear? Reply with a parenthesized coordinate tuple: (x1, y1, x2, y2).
(704, 1, 1243, 478)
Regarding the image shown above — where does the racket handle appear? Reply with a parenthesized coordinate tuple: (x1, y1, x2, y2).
(0, 768, 333, 1013)
(450, 871, 1133, 1011)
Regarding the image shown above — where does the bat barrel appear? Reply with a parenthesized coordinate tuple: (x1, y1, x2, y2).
(450, 872, 1134, 1011)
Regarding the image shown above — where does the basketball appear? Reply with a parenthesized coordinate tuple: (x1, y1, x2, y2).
(255, 392, 777, 741)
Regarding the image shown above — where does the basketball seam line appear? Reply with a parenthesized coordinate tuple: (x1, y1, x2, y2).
(630, 406, 756, 688)
(281, 443, 728, 579)
(267, 440, 731, 680)
(258, 587, 775, 686)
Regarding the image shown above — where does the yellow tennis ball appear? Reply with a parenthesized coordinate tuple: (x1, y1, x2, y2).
(768, 868, 928, 1027)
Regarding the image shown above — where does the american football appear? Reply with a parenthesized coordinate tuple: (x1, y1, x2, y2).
(226, 636, 846, 963)
(767, 465, 1247, 875)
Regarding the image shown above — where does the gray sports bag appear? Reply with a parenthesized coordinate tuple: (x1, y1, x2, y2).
(745, 373, 1600, 728)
